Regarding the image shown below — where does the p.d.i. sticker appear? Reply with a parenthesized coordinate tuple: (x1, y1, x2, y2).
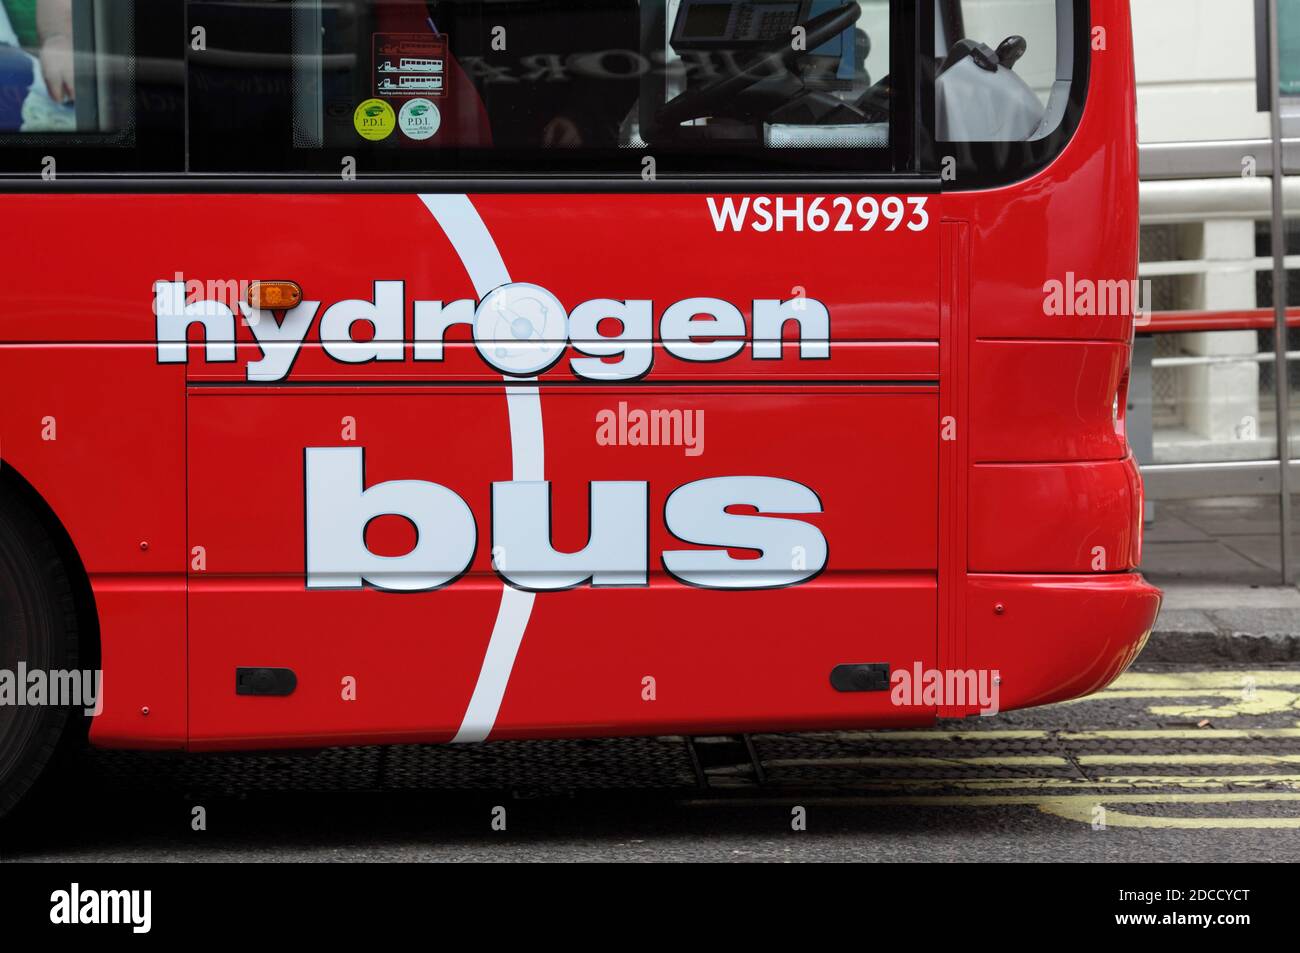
(354, 99, 396, 141)
(399, 98, 441, 140)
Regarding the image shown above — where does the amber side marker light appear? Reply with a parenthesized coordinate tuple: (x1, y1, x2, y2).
(248, 280, 303, 310)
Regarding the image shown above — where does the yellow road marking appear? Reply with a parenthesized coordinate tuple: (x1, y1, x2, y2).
(1063, 728, 1300, 739)
(725, 753, 1300, 772)
(683, 793, 1300, 829)
(976, 669, 1300, 718)
(809, 774, 1300, 790)
(780, 731, 1054, 742)
(1037, 796, 1300, 829)
(1079, 753, 1300, 766)
(792, 728, 1300, 742)
(738, 672, 1300, 827)
(1111, 671, 1300, 688)
(770, 672, 1300, 725)
(1074, 688, 1299, 719)
(713, 756, 1069, 771)
(1082, 671, 1300, 719)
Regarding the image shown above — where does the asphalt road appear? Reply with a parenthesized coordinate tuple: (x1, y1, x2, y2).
(3, 664, 1300, 862)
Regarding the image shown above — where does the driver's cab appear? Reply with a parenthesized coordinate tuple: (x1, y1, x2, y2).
(933, 0, 1075, 142)
(638, 0, 891, 151)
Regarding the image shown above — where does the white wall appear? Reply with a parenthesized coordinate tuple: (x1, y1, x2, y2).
(1132, 0, 1270, 142)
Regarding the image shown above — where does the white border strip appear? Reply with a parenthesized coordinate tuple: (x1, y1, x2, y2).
(419, 193, 540, 743)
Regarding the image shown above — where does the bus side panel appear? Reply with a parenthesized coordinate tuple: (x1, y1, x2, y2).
(0, 343, 188, 747)
(185, 385, 939, 747)
(171, 191, 942, 746)
(0, 190, 941, 748)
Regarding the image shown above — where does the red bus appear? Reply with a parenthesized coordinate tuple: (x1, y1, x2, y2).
(0, 0, 1158, 816)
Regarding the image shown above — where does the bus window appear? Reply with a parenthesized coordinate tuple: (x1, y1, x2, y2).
(187, 0, 899, 176)
(0, 0, 132, 134)
(935, 0, 1075, 142)
(0, 1, 184, 176)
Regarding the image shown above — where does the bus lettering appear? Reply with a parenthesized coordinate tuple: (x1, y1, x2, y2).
(303, 448, 827, 593)
(154, 280, 831, 382)
(706, 195, 929, 233)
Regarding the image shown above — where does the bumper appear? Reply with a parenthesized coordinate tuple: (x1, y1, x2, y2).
(964, 572, 1162, 714)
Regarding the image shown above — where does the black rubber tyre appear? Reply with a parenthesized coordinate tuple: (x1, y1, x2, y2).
(0, 490, 81, 820)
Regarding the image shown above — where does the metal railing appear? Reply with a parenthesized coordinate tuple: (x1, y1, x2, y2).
(1136, 129, 1296, 583)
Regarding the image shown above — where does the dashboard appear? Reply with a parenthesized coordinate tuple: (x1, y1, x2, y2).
(670, 0, 814, 51)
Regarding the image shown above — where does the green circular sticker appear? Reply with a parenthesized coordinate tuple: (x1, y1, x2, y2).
(353, 99, 396, 141)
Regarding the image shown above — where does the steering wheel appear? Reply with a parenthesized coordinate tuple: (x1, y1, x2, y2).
(654, 2, 863, 127)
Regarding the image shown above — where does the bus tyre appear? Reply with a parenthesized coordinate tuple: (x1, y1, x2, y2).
(0, 491, 81, 821)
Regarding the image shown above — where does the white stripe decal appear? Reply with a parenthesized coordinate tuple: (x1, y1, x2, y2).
(419, 194, 540, 743)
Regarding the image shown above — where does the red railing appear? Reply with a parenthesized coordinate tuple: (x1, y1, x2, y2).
(1139, 308, 1300, 333)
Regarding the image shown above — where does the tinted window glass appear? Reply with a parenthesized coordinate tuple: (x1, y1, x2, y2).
(188, 0, 899, 176)
(0, 0, 183, 174)
(935, 0, 1072, 142)
(928, 0, 1089, 190)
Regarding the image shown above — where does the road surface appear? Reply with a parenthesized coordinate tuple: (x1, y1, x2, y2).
(3, 665, 1299, 862)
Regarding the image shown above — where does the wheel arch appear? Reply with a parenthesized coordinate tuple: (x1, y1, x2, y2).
(0, 460, 101, 683)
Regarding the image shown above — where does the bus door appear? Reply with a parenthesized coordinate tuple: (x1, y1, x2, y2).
(176, 0, 941, 748)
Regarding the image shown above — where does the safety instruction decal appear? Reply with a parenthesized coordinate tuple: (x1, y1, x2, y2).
(374, 33, 447, 99)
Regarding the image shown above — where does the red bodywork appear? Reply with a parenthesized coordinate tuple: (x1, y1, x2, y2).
(0, 0, 1158, 751)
